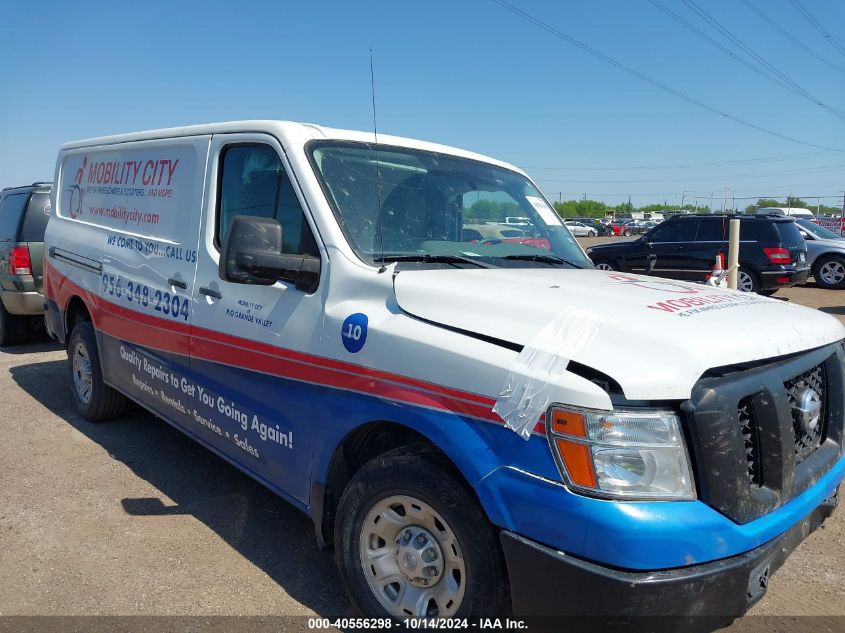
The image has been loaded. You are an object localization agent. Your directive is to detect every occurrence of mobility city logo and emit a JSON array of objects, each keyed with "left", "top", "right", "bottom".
[
  {"left": 66, "top": 157, "right": 87, "bottom": 219},
  {"left": 65, "top": 155, "right": 180, "bottom": 223},
  {"left": 602, "top": 272, "right": 766, "bottom": 315}
]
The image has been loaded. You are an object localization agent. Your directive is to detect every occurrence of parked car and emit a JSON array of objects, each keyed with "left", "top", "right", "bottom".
[
  {"left": 573, "top": 217, "right": 613, "bottom": 236},
  {"left": 587, "top": 213, "right": 809, "bottom": 294},
  {"left": 615, "top": 219, "right": 649, "bottom": 236},
  {"left": 0, "top": 181, "right": 51, "bottom": 345},
  {"left": 794, "top": 218, "right": 845, "bottom": 289},
  {"left": 43, "top": 121, "right": 845, "bottom": 626},
  {"left": 564, "top": 220, "right": 597, "bottom": 237},
  {"left": 463, "top": 223, "right": 551, "bottom": 250},
  {"left": 610, "top": 219, "right": 636, "bottom": 236}
]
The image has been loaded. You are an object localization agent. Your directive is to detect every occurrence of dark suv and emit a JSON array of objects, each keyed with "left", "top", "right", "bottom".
[
  {"left": 586, "top": 213, "right": 809, "bottom": 294},
  {"left": 0, "top": 182, "right": 52, "bottom": 345}
]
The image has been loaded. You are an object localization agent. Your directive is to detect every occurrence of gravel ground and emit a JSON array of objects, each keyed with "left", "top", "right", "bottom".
[{"left": 0, "top": 256, "right": 843, "bottom": 627}]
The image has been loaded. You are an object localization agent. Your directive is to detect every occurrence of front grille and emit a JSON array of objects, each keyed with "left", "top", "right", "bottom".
[
  {"left": 785, "top": 364, "right": 827, "bottom": 463},
  {"left": 684, "top": 343, "right": 844, "bottom": 524},
  {"left": 738, "top": 396, "right": 762, "bottom": 486}
]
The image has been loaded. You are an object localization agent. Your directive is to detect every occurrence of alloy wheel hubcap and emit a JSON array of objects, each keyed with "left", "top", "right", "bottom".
[
  {"left": 738, "top": 271, "right": 754, "bottom": 292},
  {"left": 595, "top": 263, "right": 614, "bottom": 271},
  {"left": 820, "top": 261, "right": 845, "bottom": 285},
  {"left": 72, "top": 342, "right": 93, "bottom": 404},
  {"left": 360, "top": 495, "right": 465, "bottom": 618}
]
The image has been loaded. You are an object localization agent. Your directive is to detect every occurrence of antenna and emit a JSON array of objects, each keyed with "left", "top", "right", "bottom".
[
  {"left": 371, "top": 49, "right": 387, "bottom": 273},
  {"left": 370, "top": 49, "right": 379, "bottom": 145}
]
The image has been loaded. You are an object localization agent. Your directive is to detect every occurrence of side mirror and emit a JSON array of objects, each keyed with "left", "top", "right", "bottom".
[{"left": 219, "top": 215, "right": 320, "bottom": 292}]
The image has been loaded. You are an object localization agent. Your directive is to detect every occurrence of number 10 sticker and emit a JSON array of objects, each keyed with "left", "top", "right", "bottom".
[{"left": 341, "top": 313, "right": 368, "bottom": 353}]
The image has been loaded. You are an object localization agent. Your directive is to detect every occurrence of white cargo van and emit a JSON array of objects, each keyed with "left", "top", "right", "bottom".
[
  {"left": 45, "top": 121, "right": 845, "bottom": 626},
  {"left": 756, "top": 206, "right": 816, "bottom": 219}
]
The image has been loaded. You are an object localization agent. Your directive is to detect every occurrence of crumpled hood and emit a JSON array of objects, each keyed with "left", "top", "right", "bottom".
[{"left": 393, "top": 268, "right": 845, "bottom": 400}]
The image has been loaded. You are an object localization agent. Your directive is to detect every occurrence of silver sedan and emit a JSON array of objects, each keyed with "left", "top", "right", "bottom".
[
  {"left": 564, "top": 220, "right": 597, "bottom": 237},
  {"left": 796, "top": 219, "right": 845, "bottom": 290}
]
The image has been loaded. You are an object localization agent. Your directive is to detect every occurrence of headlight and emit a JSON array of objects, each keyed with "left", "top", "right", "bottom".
[{"left": 547, "top": 406, "right": 695, "bottom": 500}]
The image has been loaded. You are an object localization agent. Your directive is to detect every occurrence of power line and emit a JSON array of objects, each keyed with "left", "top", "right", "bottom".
[
  {"left": 742, "top": 0, "right": 845, "bottom": 75},
  {"left": 678, "top": 0, "right": 845, "bottom": 122},
  {"left": 543, "top": 191, "right": 844, "bottom": 202},
  {"left": 790, "top": 0, "right": 845, "bottom": 59},
  {"left": 489, "top": 0, "right": 843, "bottom": 151},
  {"left": 648, "top": 0, "right": 845, "bottom": 120},
  {"left": 523, "top": 151, "right": 838, "bottom": 171},
  {"left": 533, "top": 164, "right": 845, "bottom": 185}
]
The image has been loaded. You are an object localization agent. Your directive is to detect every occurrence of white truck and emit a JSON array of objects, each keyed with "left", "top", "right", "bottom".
[{"left": 44, "top": 121, "right": 844, "bottom": 627}]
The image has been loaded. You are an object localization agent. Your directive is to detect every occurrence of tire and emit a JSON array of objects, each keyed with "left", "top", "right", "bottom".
[
  {"left": 587, "top": 230, "right": 597, "bottom": 237},
  {"left": 593, "top": 260, "right": 617, "bottom": 271},
  {"left": 67, "top": 321, "right": 128, "bottom": 421},
  {"left": 623, "top": 230, "right": 631, "bottom": 237},
  {"left": 736, "top": 267, "right": 761, "bottom": 293},
  {"left": 335, "top": 446, "right": 509, "bottom": 620},
  {"left": 813, "top": 255, "right": 845, "bottom": 290},
  {"left": 0, "top": 301, "right": 26, "bottom": 347}
]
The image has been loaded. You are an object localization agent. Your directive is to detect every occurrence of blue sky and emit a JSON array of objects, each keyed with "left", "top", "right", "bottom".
[{"left": 1, "top": 0, "right": 843, "bottom": 209}]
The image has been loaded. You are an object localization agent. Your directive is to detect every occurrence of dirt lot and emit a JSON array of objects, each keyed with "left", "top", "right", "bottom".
[{"left": 0, "top": 254, "right": 843, "bottom": 627}]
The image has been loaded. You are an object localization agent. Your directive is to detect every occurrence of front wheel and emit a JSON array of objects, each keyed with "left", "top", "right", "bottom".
[
  {"left": 335, "top": 446, "right": 509, "bottom": 620},
  {"left": 67, "top": 321, "right": 128, "bottom": 421},
  {"left": 587, "top": 230, "right": 597, "bottom": 237},
  {"left": 623, "top": 230, "right": 631, "bottom": 236},
  {"left": 814, "top": 255, "right": 845, "bottom": 290}
]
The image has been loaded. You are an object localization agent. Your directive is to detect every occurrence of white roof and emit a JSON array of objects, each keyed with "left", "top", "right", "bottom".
[{"left": 59, "top": 119, "right": 525, "bottom": 176}]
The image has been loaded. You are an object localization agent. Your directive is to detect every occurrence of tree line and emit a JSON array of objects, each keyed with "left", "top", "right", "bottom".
[
  {"left": 551, "top": 199, "right": 713, "bottom": 218},
  {"left": 463, "top": 196, "right": 842, "bottom": 223}
]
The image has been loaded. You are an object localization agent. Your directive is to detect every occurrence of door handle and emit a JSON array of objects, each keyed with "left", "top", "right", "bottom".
[
  {"left": 199, "top": 286, "right": 222, "bottom": 299},
  {"left": 168, "top": 278, "right": 188, "bottom": 289}
]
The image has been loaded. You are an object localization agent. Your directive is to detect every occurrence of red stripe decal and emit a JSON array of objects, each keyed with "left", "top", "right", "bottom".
[{"left": 43, "top": 262, "right": 537, "bottom": 431}]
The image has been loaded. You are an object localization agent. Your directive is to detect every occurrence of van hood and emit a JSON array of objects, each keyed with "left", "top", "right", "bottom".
[{"left": 392, "top": 268, "right": 845, "bottom": 400}]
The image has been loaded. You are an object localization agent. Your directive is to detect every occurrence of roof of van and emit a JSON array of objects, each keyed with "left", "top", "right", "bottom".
[{"left": 59, "top": 120, "right": 525, "bottom": 176}]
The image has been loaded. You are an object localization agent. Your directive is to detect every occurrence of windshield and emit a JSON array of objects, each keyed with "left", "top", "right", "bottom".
[
  {"left": 796, "top": 218, "right": 842, "bottom": 240},
  {"left": 309, "top": 142, "right": 592, "bottom": 268}
]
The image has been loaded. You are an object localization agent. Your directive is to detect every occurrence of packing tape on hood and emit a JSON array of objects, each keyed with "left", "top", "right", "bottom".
[{"left": 493, "top": 306, "right": 606, "bottom": 440}]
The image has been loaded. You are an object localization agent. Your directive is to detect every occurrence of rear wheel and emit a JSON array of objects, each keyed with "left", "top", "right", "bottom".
[
  {"left": 736, "top": 267, "right": 761, "bottom": 293},
  {"left": 67, "top": 321, "right": 128, "bottom": 421},
  {"left": 814, "top": 255, "right": 845, "bottom": 290},
  {"left": 335, "top": 446, "right": 509, "bottom": 620},
  {"left": 0, "top": 301, "right": 26, "bottom": 347},
  {"left": 623, "top": 230, "right": 631, "bottom": 236},
  {"left": 593, "top": 260, "right": 617, "bottom": 271},
  {"left": 587, "top": 229, "right": 597, "bottom": 237}
]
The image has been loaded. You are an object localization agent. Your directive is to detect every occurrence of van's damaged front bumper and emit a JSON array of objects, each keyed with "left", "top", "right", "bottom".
[{"left": 500, "top": 491, "right": 837, "bottom": 630}]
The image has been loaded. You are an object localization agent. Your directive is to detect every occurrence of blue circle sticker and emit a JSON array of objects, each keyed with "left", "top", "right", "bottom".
[{"left": 341, "top": 313, "right": 368, "bottom": 353}]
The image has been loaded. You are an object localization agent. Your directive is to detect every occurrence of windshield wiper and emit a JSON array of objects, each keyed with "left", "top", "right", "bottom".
[
  {"left": 374, "top": 254, "right": 496, "bottom": 268},
  {"left": 500, "top": 254, "right": 584, "bottom": 269}
]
